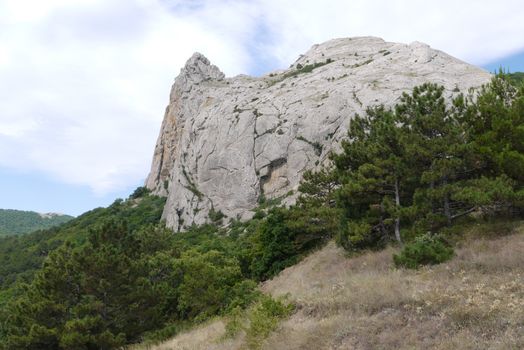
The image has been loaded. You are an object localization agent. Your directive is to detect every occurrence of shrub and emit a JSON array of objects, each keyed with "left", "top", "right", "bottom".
[
  {"left": 245, "top": 295, "right": 294, "bottom": 349},
  {"left": 208, "top": 208, "right": 225, "bottom": 224},
  {"left": 222, "top": 295, "right": 294, "bottom": 347},
  {"left": 226, "top": 279, "right": 260, "bottom": 311},
  {"left": 222, "top": 295, "right": 291, "bottom": 348},
  {"left": 141, "top": 323, "right": 182, "bottom": 345},
  {"left": 129, "top": 186, "right": 151, "bottom": 199},
  {"left": 174, "top": 250, "right": 250, "bottom": 320},
  {"left": 393, "top": 234, "right": 454, "bottom": 269},
  {"left": 223, "top": 306, "right": 244, "bottom": 339},
  {"left": 336, "top": 220, "right": 387, "bottom": 251},
  {"left": 249, "top": 208, "right": 297, "bottom": 280},
  {"left": 249, "top": 205, "right": 339, "bottom": 280}
]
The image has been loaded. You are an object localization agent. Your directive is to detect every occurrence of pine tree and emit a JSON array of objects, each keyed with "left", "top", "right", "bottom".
[
  {"left": 455, "top": 74, "right": 524, "bottom": 215},
  {"left": 333, "top": 106, "right": 411, "bottom": 248},
  {"left": 394, "top": 83, "right": 477, "bottom": 229},
  {"left": 298, "top": 169, "right": 339, "bottom": 208}
]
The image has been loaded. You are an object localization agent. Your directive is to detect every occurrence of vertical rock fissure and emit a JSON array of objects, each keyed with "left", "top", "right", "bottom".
[{"left": 259, "top": 158, "right": 288, "bottom": 199}]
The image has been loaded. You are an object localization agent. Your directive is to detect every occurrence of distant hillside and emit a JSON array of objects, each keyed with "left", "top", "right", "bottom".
[
  {"left": 0, "top": 192, "right": 166, "bottom": 291},
  {"left": 0, "top": 209, "right": 74, "bottom": 237},
  {"left": 508, "top": 72, "right": 524, "bottom": 85}
]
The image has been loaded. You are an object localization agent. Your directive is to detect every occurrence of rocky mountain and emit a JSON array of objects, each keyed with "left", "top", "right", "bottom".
[{"left": 145, "top": 36, "right": 491, "bottom": 231}]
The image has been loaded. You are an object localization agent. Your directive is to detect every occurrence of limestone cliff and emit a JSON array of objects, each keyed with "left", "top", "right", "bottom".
[{"left": 145, "top": 37, "right": 491, "bottom": 231}]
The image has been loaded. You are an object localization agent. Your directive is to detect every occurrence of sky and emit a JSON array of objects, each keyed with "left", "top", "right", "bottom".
[{"left": 1, "top": 0, "right": 523, "bottom": 216}]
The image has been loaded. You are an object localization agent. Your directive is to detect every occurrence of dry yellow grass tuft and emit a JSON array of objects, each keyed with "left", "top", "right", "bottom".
[
  {"left": 129, "top": 319, "right": 245, "bottom": 350},
  {"left": 134, "top": 222, "right": 524, "bottom": 349}
]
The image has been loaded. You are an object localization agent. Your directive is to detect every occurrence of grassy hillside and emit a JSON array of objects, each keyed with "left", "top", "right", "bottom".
[
  {"left": 138, "top": 220, "right": 524, "bottom": 350},
  {"left": 0, "top": 209, "right": 73, "bottom": 237}
]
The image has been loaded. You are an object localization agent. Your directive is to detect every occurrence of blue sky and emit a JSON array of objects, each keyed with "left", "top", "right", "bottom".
[
  {"left": 484, "top": 50, "right": 524, "bottom": 73},
  {"left": 1, "top": 0, "right": 524, "bottom": 216},
  {"left": 0, "top": 167, "right": 135, "bottom": 215}
]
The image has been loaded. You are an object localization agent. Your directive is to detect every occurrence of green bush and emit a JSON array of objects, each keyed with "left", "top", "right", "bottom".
[
  {"left": 336, "top": 219, "right": 389, "bottom": 251},
  {"left": 129, "top": 186, "right": 151, "bottom": 199},
  {"left": 222, "top": 295, "right": 294, "bottom": 347},
  {"left": 249, "top": 208, "right": 297, "bottom": 280},
  {"left": 249, "top": 205, "right": 338, "bottom": 281},
  {"left": 245, "top": 295, "right": 294, "bottom": 349},
  {"left": 174, "top": 250, "right": 250, "bottom": 320},
  {"left": 223, "top": 306, "right": 244, "bottom": 339},
  {"left": 393, "top": 234, "right": 454, "bottom": 269},
  {"left": 141, "top": 323, "right": 182, "bottom": 345},
  {"left": 208, "top": 208, "right": 225, "bottom": 224}
]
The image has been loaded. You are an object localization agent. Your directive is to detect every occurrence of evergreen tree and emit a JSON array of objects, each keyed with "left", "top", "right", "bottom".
[
  {"left": 455, "top": 75, "right": 524, "bottom": 215},
  {"left": 317, "top": 79, "right": 524, "bottom": 251},
  {"left": 332, "top": 106, "right": 410, "bottom": 248},
  {"left": 395, "top": 84, "right": 477, "bottom": 229},
  {"left": 249, "top": 205, "right": 338, "bottom": 280},
  {"left": 298, "top": 169, "right": 339, "bottom": 208},
  {"left": 174, "top": 249, "right": 248, "bottom": 320}
]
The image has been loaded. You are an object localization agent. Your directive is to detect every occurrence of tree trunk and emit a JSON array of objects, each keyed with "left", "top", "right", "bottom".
[
  {"left": 430, "top": 180, "right": 436, "bottom": 213},
  {"left": 379, "top": 202, "right": 387, "bottom": 239},
  {"left": 394, "top": 177, "right": 402, "bottom": 244},
  {"left": 443, "top": 177, "right": 452, "bottom": 226}
]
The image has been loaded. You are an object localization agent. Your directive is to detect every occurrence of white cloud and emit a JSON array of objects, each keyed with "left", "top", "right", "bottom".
[
  {"left": 0, "top": 0, "right": 523, "bottom": 196},
  {"left": 255, "top": 0, "right": 524, "bottom": 69},
  {"left": 0, "top": 0, "right": 257, "bottom": 195}
]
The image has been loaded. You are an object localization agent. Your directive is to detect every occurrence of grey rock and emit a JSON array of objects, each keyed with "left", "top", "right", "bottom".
[{"left": 145, "top": 37, "right": 491, "bottom": 231}]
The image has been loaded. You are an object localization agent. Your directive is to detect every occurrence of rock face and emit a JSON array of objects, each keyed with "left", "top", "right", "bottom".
[{"left": 145, "top": 37, "right": 491, "bottom": 231}]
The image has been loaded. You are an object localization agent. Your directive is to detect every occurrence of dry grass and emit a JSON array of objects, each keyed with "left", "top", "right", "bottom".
[
  {"left": 129, "top": 319, "right": 245, "bottom": 350},
  {"left": 135, "top": 221, "right": 524, "bottom": 349}
]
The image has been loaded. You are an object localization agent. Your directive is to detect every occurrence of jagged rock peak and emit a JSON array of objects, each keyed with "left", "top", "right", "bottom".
[
  {"left": 146, "top": 37, "right": 491, "bottom": 231},
  {"left": 179, "top": 52, "right": 225, "bottom": 84}
]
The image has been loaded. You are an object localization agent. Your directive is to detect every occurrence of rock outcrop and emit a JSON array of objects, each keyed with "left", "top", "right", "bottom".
[{"left": 145, "top": 37, "right": 491, "bottom": 231}]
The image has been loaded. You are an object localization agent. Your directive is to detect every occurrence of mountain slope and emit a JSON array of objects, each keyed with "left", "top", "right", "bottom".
[
  {"left": 0, "top": 209, "right": 73, "bottom": 237},
  {"left": 145, "top": 36, "right": 491, "bottom": 231},
  {"left": 137, "top": 221, "right": 524, "bottom": 349}
]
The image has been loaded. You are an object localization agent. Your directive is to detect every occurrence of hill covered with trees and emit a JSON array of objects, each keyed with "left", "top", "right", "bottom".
[
  {"left": 0, "top": 190, "right": 166, "bottom": 292},
  {"left": 0, "top": 209, "right": 73, "bottom": 237},
  {"left": 507, "top": 71, "right": 524, "bottom": 85}
]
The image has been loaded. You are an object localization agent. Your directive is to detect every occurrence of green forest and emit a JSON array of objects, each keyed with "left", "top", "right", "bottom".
[
  {"left": 0, "top": 73, "right": 522, "bottom": 349},
  {"left": 0, "top": 209, "right": 73, "bottom": 237}
]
